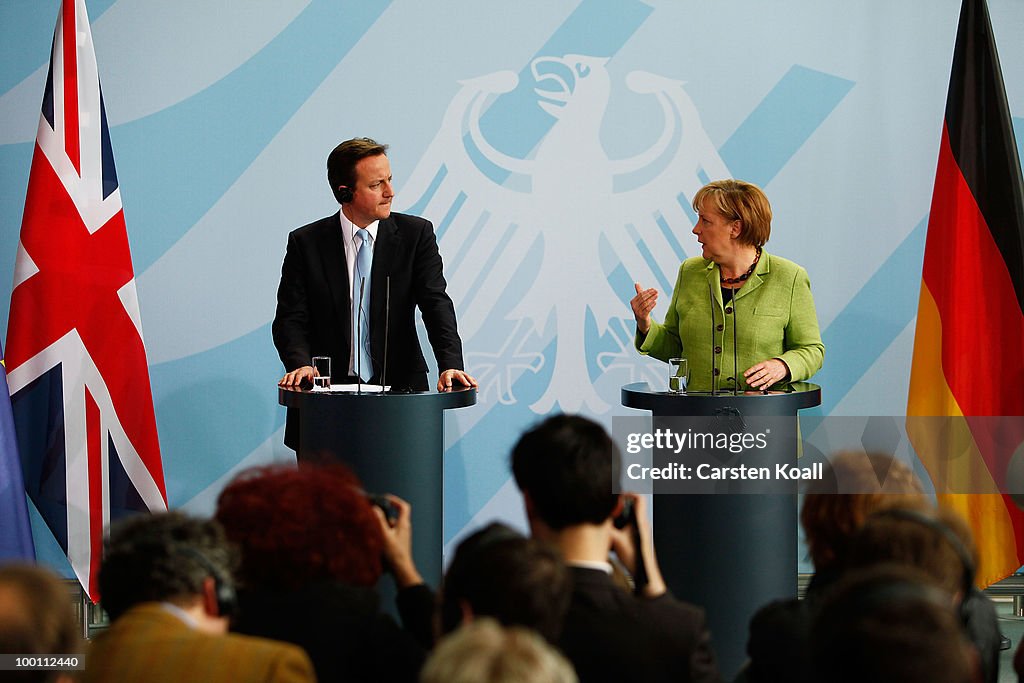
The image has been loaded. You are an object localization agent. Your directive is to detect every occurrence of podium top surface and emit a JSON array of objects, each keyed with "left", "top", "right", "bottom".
[
  {"left": 621, "top": 381, "right": 820, "bottom": 416},
  {"left": 279, "top": 385, "right": 477, "bottom": 410}
]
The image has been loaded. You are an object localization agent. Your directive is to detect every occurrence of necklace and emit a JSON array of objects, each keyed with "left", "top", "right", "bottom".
[{"left": 720, "top": 248, "right": 762, "bottom": 285}]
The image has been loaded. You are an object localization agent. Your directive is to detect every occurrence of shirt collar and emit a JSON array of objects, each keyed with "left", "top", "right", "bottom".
[
  {"left": 339, "top": 211, "right": 379, "bottom": 244},
  {"left": 159, "top": 601, "right": 199, "bottom": 629},
  {"left": 567, "top": 559, "right": 614, "bottom": 574}
]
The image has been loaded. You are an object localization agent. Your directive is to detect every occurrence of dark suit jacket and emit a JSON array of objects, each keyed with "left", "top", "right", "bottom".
[
  {"left": 272, "top": 211, "right": 465, "bottom": 447},
  {"left": 82, "top": 603, "right": 315, "bottom": 683},
  {"left": 559, "top": 567, "right": 722, "bottom": 683},
  {"left": 743, "top": 566, "right": 836, "bottom": 683},
  {"left": 232, "top": 582, "right": 426, "bottom": 683},
  {"left": 745, "top": 570, "right": 1002, "bottom": 683}
]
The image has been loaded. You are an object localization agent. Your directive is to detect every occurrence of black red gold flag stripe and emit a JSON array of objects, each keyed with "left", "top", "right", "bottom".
[{"left": 907, "top": 0, "right": 1024, "bottom": 587}]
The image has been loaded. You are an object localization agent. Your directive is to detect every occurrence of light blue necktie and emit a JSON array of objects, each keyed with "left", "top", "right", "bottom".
[{"left": 352, "top": 228, "right": 373, "bottom": 381}]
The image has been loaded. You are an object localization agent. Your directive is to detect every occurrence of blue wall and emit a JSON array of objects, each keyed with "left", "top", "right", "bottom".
[{"left": 2, "top": 0, "right": 1023, "bottom": 574}]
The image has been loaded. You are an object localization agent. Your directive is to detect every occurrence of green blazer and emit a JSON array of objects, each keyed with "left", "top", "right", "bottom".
[{"left": 637, "top": 252, "right": 824, "bottom": 392}]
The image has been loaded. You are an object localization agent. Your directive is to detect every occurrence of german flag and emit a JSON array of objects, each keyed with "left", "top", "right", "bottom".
[{"left": 907, "top": 0, "right": 1024, "bottom": 587}]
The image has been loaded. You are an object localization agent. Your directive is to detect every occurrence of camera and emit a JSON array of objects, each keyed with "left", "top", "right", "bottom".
[
  {"left": 367, "top": 493, "right": 399, "bottom": 525},
  {"left": 613, "top": 497, "right": 636, "bottom": 530}
]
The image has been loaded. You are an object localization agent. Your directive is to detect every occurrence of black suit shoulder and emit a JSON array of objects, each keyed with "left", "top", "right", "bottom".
[
  {"left": 744, "top": 597, "right": 812, "bottom": 683},
  {"left": 387, "top": 211, "right": 431, "bottom": 229},
  {"left": 561, "top": 567, "right": 722, "bottom": 683},
  {"left": 289, "top": 212, "right": 339, "bottom": 238}
]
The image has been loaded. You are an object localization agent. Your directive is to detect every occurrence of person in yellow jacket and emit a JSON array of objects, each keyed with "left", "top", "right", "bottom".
[{"left": 82, "top": 512, "right": 315, "bottom": 683}]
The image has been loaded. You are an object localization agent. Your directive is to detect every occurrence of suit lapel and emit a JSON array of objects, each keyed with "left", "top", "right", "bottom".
[
  {"left": 704, "top": 261, "right": 724, "bottom": 314},
  {"left": 371, "top": 217, "right": 400, "bottom": 327},
  {"left": 734, "top": 250, "right": 769, "bottom": 302},
  {"left": 315, "top": 212, "right": 351, "bottom": 344}
]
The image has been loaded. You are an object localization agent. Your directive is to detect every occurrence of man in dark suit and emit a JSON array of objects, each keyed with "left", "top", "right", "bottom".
[
  {"left": 511, "top": 414, "right": 723, "bottom": 683},
  {"left": 273, "top": 138, "right": 476, "bottom": 445}
]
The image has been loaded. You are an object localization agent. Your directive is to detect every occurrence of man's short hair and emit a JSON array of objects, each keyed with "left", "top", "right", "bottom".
[
  {"left": 326, "top": 137, "right": 389, "bottom": 203},
  {"left": 440, "top": 522, "right": 571, "bottom": 641},
  {"left": 422, "top": 619, "right": 578, "bottom": 683},
  {"left": 0, "top": 563, "right": 81, "bottom": 683},
  {"left": 810, "top": 565, "right": 977, "bottom": 683},
  {"left": 98, "top": 511, "right": 237, "bottom": 621},
  {"left": 511, "top": 414, "right": 619, "bottom": 530}
]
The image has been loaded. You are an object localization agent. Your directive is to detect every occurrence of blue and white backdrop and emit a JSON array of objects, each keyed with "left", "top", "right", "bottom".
[{"left": 2, "top": 0, "right": 1023, "bottom": 574}]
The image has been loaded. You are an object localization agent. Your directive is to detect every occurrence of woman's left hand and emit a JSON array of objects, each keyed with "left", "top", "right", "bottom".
[{"left": 743, "top": 358, "right": 789, "bottom": 391}]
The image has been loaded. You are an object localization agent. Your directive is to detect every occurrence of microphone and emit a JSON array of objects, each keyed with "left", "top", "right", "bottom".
[
  {"left": 381, "top": 276, "right": 390, "bottom": 395},
  {"left": 357, "top": 276, "right": 366, "bottom": 395},
  {"left": 731, "top": 294, "right": 739, "bottom": 396}
]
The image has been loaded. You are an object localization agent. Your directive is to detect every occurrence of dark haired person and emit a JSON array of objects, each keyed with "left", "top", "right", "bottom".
[
  {"left": 744, "top": 453, "right": 1000, "bottom": 683},
  {"left": 82, "top": 512, "right": 314, "bottom": 683},
  {"left": 845, "top": 506, "right": 1001, "bottom": 683},
  {"left": 810, "top": 565, "right": 980, "bottom": 683},
  {"left": 630, "top": 179, "right": 823, "bottom": 392},
  {"left": 215, "top": 462, "right": 427, "bottom": 682},
  {"left": 439, "top": 522, "right": 571, "bottom": 642},
  {"left": 273, "top": 137, "right": 476, "bottom": 446},
  {"left": 511, "top": 414, "right": 722, "bottom": 683},
  {"left": 743, "top": 452, "right": 926, "bottom": 683}
]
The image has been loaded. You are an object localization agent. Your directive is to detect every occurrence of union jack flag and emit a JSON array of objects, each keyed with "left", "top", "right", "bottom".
[{"left": 5, "top": 0, "right": 166, "bottom": 601}]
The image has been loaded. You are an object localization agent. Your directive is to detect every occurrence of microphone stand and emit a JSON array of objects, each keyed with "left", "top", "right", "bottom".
[
  {"left": 731, "top": 294, "right": 739, "bottom": 396},
  {"left": 708, "top": 282, "right": 717, "bottom": 395},
  {"left": 381, "top": 276, "right": 390, "bottom": 396},
  {"left": 357, "top": 277, "right": 365, "bottom": 396}
]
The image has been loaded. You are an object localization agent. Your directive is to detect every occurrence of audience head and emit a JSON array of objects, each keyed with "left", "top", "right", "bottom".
[
  {"left": 327, "top": 137, "right": 388, "bottom": 203},
  {"left": 98, "top": 511, "right": 237, "bottom": 625},
  {"left": 421, "top": 619, "right": 578, "bottom": 683},
  {"left": 440, "top": 522, "right": 571, "bottom": 641},
  {"left": 800, "top": 451, "right": 925, "bottom": 571},
  {"left": 511, "top": 414, "right": 619, "bottom": 531},
  {"left": 215, "top": 462, "right": 384, "bottom": 590},
  {"left": 846, "top": 506, "right": 977, "bottom": 602},
  {"left": 0, "top": 563, "right": 81, "bottom": 683},
  {"left": 810, "top": 565, "right": 979, "bottom": 683}
]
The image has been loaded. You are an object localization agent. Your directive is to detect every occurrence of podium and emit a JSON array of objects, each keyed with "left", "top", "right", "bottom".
[
  {"left": 278, "top": 386, "right": 476, "bottom": 586},
  {"left": 621, "top": 382, "right": 820, "bottom": 679}
]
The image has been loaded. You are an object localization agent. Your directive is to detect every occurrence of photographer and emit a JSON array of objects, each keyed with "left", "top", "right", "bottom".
[
  {"left": 214, "top": 462, "right": 426, "bottom": 682},
  {"left": 511, "top": 414, "right": 723, "bottom": 683}
]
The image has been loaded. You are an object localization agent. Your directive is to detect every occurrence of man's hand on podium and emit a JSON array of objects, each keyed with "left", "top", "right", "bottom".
[
  {"left": 279, "top": 365, "right": 314, "bottom": 388},
  {"left": 438, "top": 369, "right": 478, "bottom": 393}
]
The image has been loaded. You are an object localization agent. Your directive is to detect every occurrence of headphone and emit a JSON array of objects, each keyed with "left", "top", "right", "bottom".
[
  {"left": 179, "top": 546, "right": 238, "bottom": 618},
  {"left": 337, "top": 185, "right": 353, "bottom": 203}
]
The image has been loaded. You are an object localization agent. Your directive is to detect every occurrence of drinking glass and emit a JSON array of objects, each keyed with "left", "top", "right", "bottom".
[
  {"left": 311, "top": 356, "right": 331, "bottom": 391},
  {"left": 668, "top": 357, "right": 689, "bottom": 394}
]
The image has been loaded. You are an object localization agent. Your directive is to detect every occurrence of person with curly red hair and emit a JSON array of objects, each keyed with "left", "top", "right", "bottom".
[{"left": 215, "top": 462, "right": 426, "bottom": 682}]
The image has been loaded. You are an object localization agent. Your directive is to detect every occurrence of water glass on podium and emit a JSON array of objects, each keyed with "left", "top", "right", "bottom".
[
  {"left": 312, "top": 356, "right": 331, "bottom": 391},
  {"left": 668, "top": 357, "right": 689, "bottom": 394}
]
